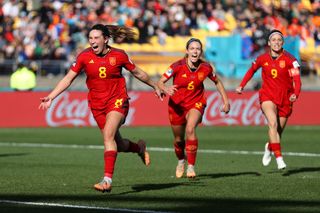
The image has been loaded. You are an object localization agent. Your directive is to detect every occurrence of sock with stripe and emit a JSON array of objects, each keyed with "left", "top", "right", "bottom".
[{"left": 186, "top": 139, "right": 198, "bottom": 165}]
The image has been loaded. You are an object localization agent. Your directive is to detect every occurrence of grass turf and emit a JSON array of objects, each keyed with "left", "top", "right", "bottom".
[{"left": 0, "top": 126, "right": 319, "bottom": 213}]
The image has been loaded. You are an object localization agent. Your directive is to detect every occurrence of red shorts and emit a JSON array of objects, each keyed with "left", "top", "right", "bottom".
[
  {"left": 91, "top": 98, "right": 129, "bottom": 129},
  {"left": 260, "top": 93, "right": 293, "bottom": 118},
  {"left": 168, "top": 99, "right": 206, "bottom": 125}
]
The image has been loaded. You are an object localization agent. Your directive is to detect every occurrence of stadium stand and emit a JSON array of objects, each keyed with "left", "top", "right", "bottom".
[{"left": 0, "top": 0, "right": 320, "bottom": 90}]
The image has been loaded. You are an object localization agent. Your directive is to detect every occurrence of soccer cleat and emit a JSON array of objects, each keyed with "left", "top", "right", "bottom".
[
  {"left": 94, "top": 179, "right": 112, "bottom": 193},
  {"left": 138, "top": 140, "right": 150, "bottom": 166},
  {"left": 276, "top": 157, "right": 286, "bottom": 170},
  {"left": 262, "top": 142, "right": 272, "bottom": 166},
  {"left": 186, "top": 165, "right": 196, "bottom": 178},
  {"left": 175, "top": 161, "right": 185, "bottom": 178}
]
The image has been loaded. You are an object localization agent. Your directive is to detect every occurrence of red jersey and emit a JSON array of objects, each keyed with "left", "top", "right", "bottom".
[
  {"left": 70, "top": 47, "right": 135, "bottom": 109},
  {"left": 163, "top": 58, "right": 217, "bottom": 109},
  {"left": 240, "top": 50, "right": 301, "bottom": 106}
]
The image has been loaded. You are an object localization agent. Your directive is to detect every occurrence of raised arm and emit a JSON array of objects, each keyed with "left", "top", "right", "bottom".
[
  {"left": 157, "top": 75, "right": 177, "bottom": 96},
  {"left": 130, "top": 65, "right": 163, "bottom": 100},
  {"left": 236, "top": 60, "right": 260, "bottom": 94},
  {"left": 38, "top": 70, "right": 78, "bottom": 109},
  {"left": 213, "top": 77, "right": 230, "bottom": 113}
]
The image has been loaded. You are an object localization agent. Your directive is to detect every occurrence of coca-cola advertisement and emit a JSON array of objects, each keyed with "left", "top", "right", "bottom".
[{"left": 0, "top": 91, "right": 319, "bottom": 127}]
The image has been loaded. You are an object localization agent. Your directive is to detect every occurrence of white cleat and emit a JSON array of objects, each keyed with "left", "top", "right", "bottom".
[
  {"left": 186, "top": 165, "right": 196, "bottom": 178},
  {"left": 276, "top": 157, "right": 286, "bottom": 170},
  {"left": 262, "top": 142, "right": 272, "bottom": 166},
  {"left": 175, "top": 160, "right": 185, "bottom": 178}
]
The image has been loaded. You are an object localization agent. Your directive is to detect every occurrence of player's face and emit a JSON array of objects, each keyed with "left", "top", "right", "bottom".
[
  {"left": 186, "top": 41, "right": 202, "bottom": 63},
  {"left": 88, "top": 29, "right": 109, "bottom": 55},
  {"left": 268, "top": 34, "right": 284, "bottom": 53}
]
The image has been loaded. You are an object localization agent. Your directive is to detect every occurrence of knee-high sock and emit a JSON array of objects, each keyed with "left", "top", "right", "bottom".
[
  {"left": 104, "top": 150, "right": 117, "bottom": 178},
  {"left": 186, "top": 139, "right": 198, "bottom": 165},
  {"left": 269, "top": 142, "right": 282, "bottom": 158},
  {"left": 174, "top": 141, "right": 185, "bottom": 160}
]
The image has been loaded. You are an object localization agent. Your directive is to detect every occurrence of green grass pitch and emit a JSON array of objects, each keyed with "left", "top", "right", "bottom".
[{"left": 0, "top": 126, "right": 319, "bottom": 213}]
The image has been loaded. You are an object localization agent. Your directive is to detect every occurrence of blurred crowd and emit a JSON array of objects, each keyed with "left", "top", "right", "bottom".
[{"left": 0, "top": 0, "right": 320, "bottom": 72}]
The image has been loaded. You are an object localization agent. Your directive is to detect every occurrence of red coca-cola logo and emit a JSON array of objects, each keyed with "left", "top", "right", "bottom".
[
  {"left": 203, "top": 92, "right": 267, "bottom": 125},
  {"left": 46, "top": 93, "right": 95, "bottom": 126}
]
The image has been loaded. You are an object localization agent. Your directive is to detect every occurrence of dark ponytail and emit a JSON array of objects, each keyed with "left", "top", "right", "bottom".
[
  {"left": 105, "top": 25, "right": 136, "bottom": 41},
  {"left": 89, "top": 24, "right": 136, "bottom": 43}
]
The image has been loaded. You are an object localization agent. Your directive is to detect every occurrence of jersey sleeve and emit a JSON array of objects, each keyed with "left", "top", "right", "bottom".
[
  {"left": 208, "top": 65, "right": 217, "bottom": 82},
  {"left": 289, "top": 59, "right": 302, "bottom": 97},
  {"left": 163, "top": 63, "right": 176, "bottom": 79},
  {"left": 239, "top": 57, "right": 261, "bottom": 88},
  {"left": 70, "top": 53, "right": 85, "bottom": 73},
  {"left": 122, "top": 51, "right": 136, "bottom": 71}
]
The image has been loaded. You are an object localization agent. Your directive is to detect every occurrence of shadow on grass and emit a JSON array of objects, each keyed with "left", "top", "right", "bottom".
[
  {"left": 0, "top": 153, "right": 29, "bottom": 158},
  {"left": 115, "top": 181, "right": 203, "bottom": 195},
  {"left": 0, "top": 194, "right": 320, "bottom": 213},
  {"left": 198, "top": 171, "right": 262, "bottom": 179},
  {"left": 282, "top": 167, "right": 320, "bottom": 176}
]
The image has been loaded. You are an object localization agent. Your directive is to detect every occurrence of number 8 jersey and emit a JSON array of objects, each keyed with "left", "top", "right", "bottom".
[{"left": 70, "top": 47, "right": 135, "bottom": 109}]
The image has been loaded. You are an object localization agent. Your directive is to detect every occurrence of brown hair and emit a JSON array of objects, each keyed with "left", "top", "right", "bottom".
[{"left": 89, "top": 24, "right": 136, "bottom": 43}]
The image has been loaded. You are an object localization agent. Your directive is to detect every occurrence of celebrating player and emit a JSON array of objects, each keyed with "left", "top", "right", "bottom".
[
  {"left": 236, "top": 29, "right": 302, "bottom": 170},
  {"left": 39, "top": 24, "right": 162, "bottom": 192},
  {"left": 157, "top": 38, "right": 230, "bottom": 178}
]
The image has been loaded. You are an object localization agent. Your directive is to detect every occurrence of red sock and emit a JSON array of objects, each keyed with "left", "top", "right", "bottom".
[
  {"left": 104, "top": 150, "right": 117, "bottom": 178},
  {"left": 270, "top": 142, "right": 282, "bottom": 158},
  {"left": 186, "top": 139, "right": 198, "bottom": 165},
  {"left": 127, "top": 141, "right": 140, "bottom": 153},
  {"left": 174, "top": 141, "right": 185, "bottom": 160}
]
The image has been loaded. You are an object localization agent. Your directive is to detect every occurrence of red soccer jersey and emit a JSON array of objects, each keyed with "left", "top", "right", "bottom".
[
  {"left": 163, "top": 58, "right": 217, "bottom": 109},
  {"left": 70, "top": 47, "right": 136, "bottom": 109},
  {"left": 240, "top": 50, "right": 301, "bottom": 106}
]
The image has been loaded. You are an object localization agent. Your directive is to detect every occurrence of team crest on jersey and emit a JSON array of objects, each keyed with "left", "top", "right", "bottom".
[
  {"left": 198, "top": 72, "right": 204, "bottom": 80},
  {"left": 279, "top": 60, "right": 285, "bottom": 68},
  {"left": 109, "top": 57, "right": 116, "bottom": 66}
]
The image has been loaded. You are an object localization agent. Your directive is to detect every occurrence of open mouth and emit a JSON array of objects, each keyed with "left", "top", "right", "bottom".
[{"left": 92, "top": 45, "right": 99, "bottom": 50}]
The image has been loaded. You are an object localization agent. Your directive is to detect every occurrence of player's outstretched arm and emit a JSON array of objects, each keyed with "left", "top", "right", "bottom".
[{"left": 39, "top": 70, "right": 78, "bottom": 110}]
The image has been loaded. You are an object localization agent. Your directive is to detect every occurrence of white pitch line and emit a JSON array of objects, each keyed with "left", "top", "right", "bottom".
[
  {"left": 0, "top": 200, "right": 172, "bottom": 213},
  {"left": 1, "top": 142, "right": 320, "bottom": 157}
]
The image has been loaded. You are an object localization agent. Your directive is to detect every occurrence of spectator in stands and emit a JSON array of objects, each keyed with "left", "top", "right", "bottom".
[
  {"left": 236, "top": 29, "right": 302, "bottom": 170},
  {"left": 0, "top": 0, "right": 319, "bottom": 77},
  {"left": 157, "top": 38, "right": 230, "bottom": 179},
  {"left": 10, "top": 62, "right": 36, "bottom": 91},
  {"left": 38, "top": 24, "right": 162, "bottom": 193}
]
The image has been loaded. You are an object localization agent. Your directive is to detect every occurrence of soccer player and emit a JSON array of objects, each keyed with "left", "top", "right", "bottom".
[
  {"left": 236, "top": 29, "right": 302, "bottom": 170},
  {"left": 157, "top": 38, "right": 230, "bottom": 178},
  {"left": 39, "top": 24, "right": 162, "bottom": 193}
]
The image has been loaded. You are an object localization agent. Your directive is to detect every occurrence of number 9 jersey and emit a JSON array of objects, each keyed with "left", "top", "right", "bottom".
[{"left": 239, "top": 50, "right": 301, "bottom": 106}]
